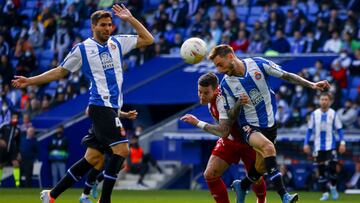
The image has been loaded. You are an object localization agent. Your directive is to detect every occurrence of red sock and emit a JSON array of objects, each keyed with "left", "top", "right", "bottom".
[
  {"left": 206, "top": 177, "right": 230, "bottom": 203},
  {"left": 252, "top": 177, "right": 267, "bottom": 203}
]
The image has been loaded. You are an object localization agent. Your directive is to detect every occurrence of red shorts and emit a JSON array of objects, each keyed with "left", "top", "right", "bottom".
[{"left": 211, "top": 137, "right": 256, "bottom": 172}]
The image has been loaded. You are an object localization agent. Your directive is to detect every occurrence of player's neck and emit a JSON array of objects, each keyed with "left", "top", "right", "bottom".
[
  {"left": 92, "top": 36, "right": 107, "bottom": 45},
  {"left": 233, "top": 58, "right": 246, "bottom": 77},
  {"left": 320, "top": 107, "right": 329, "bottom": 112}
]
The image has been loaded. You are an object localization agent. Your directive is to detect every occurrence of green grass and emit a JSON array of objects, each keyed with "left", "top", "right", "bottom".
[{"left": 0, "top": 189, "right": 359, "bottom": 203}]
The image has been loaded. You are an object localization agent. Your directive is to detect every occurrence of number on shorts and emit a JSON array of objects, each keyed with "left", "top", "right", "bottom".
[{"left": 115, "top": 117, "right": 122, "bottom": 128}]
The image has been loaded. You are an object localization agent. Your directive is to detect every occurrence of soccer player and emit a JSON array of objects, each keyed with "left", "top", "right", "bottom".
[
  {"left": 208, "top": 44, "right": 330, "bottom": 203},
  {"left": 80, "top": 109, "right": 138, "bottom": 203},
  {"left": 12, "top": 4, "right": 153, "bottom": 203},
  {"left": 303, "top": 92, "right": 345, "bottom": 201},
  {"left": 181, "top": 72, "right": 267, "bottom": 203}
]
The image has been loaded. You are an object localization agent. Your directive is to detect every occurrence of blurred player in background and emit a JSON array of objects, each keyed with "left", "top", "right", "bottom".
[
  {"left": 12, "top": 4, "right": 153, "bottom": 203},
  {"left": 303, "top": 92, "right": 345, "bottom": 201},
  {"left": 209, "top": 44, "right": 330, "bottom": 203},
  {"left": 181, "top": 72, "right": 266, "bottom": 203}
]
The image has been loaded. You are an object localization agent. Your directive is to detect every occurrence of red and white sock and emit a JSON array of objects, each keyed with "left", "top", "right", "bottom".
[
  {"left": 206, "top": 177, "right": 230, "bottom": 203},
  {"left": 252, "top": 177, "right": 267, "bottom": 203}
]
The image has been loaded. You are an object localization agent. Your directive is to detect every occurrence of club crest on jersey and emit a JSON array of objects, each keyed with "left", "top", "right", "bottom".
[
  {"left": 109, "top": 43, "right": 116, "bottom": 50},
  {"left": 254, "top": 71, "right": 262, "bottom": 80}
]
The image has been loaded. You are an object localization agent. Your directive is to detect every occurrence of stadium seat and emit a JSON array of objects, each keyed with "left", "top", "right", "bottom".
[
  {"left": 79, "top": 28, "right": 92, "bottom": 39},
  {"left": 235, "top": 6, "right": 249, "bottom": 16},
  {"left": 348, "top": 88, "right": 359, "bottom": 101},
  {"left": 25, "top": 0, "right": 37, "bottom": 9},
  {"left": 20, "top": 9, "right": 34, "bottom": 19},
  {"left": 40, "top": 49, "right": 55, "bottom": 60},
  {"left": 32, "top": 161, "right": 43, "bottom": 188},
  {"left": 250, "top": 6, "right": 263, "bottom": 15}
]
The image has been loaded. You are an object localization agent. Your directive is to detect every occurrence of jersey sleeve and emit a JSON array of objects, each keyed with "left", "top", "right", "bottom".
[
  {"left": 220, "top": 86, "right": 236, "bottom": 110},
  {"left": 256, "top": 57, "right": 285, "bottom": 78},
  {"left": 60, "top": 44, "right": 82, "bottom": 73},
  {"left": 334, "top": 112, "right": 343, "bottom": 130},
  {"left": 216, "top": 95, "right": 229, "bottom": 120},
  {"left": 113, "top": 34, "right": 138, "bottom": 55}
]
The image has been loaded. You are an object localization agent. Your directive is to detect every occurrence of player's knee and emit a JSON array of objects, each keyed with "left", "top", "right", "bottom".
[
  {"left": 261, "top": 142, "right": 276, "bottom": 156},
  {"left": 85, "top": 153, "right": 102, "bottom": 166},
  {"left": 203, "top": 168, "right": 220, "bottom": 180},
  {"left": 112, "top": 143, "right": 129, "bottom": 157}
]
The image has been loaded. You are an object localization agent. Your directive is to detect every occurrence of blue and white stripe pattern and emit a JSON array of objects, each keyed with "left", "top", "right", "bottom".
[
  {"left": 60, "top": 35, "right": 137, "bottom": 109},
  {"left": 305, "top": 108, "right": 344, "bottom": 152},
  {"left": 220, "top": 57, "right": 284, "bottom": 128}
]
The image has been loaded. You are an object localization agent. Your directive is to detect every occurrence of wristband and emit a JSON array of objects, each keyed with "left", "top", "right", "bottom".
[
  {"left": 197, "top": 121, "right": 207, "bottom": 129},
  {"left": 340, "top": 140, "right": 346, "bottom": 145}
]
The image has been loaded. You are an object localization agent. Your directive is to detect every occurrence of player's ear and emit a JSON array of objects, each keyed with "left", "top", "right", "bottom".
[{"left": 227, "top": 53, "right": 234, "bottom": 60}]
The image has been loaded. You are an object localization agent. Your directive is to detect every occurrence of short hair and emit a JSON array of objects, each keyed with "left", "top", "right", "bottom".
[
  {"left": 208, "top": 44, "right": 234, "bottom": 61},
  {"left": 91, "top": 10, "right": 112, "bottom": 25},
  {"left": 320, "top": 92, "right": 332, "bottom": 100},
  {"left": 198, "top": 72, "right": 219, "bottom": 89}
]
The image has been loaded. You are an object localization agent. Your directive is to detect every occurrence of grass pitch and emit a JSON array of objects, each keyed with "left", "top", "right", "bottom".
[{"left": 0, "top": 189, "right": 359, "bottom": 203}]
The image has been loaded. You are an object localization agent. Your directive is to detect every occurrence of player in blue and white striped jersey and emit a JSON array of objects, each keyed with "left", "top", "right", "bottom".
[
  {"left": 12, "top": 4, "right": 153, "bottom": 203},
  {"left": 303, "top": 92, "right": 345, "bottom": 201},
  {"left": 208, "top": 45, "right": 330, "bottom": 203}
]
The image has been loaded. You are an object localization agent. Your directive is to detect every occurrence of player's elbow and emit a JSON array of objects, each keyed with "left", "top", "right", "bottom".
[
  {"left": 220, "top": 126, "right": 230, "bottom": 138},
  {"left": 139, "top": 36, "right": 154, "bottom": 47}
]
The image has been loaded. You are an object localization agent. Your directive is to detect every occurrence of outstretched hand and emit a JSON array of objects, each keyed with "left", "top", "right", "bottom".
[
  {"left": 127, "top": 110, "right": 138, "bottom": 120},
  {"left": 313, "top": 80, "right": 330, "bottom": 91},
  {"left": 112, "top": 4, "right": 133, "bottom": 21},
  {"left": 12, "top": 76, "right": 30, "bottom": 88},
  {"left": 180, "top": 114, "right": 199, "bottom": 126}
]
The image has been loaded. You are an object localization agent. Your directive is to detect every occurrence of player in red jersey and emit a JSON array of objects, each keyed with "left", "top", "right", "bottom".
[{"left": 181, "top": 72, "right": 266, "bottom": 203}]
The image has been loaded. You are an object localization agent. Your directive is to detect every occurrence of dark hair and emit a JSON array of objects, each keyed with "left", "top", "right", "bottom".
[
  {"left": 91, "top": 10, "right": 112, "bottom": 25},
  {"left": 320, "top": 92, "right": 332, "bottom": 100},
  {"left": 208, "top": 44, "right": 234, "bottom": 61},
  {"left": 198, "top": 72, "right": 219, "bottom": 89}
]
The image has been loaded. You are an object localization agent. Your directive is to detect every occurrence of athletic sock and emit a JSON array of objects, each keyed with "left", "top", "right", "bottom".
[
  {"left": 318, "top": 164, "right": 328, "bottom": 192},
  {"left": 97, "top": 171, "right": 105, "bottom": 183},
  {"left": 50, "top": 158, "right": 93, "bottom": 199},
  {"left": 99, "top": 154, "right": 125, "bottom": 203},
  {"left": 240, "top": 176, "right": 253, "bottom": 190},
  {"left": 252, "top": 177, "right": 267, "bottom": 203},
  {"left": 264, "top": 156, "right": 287, "bottom": 199},
  {"left": 84, "top": 169, "right": 101, "bottom": 195},
  {"left": 13, "top": 167, "right": 20, "bottom": 187},
  {"left": 206, "top": 177, "right": 230, "bottom": 203}
]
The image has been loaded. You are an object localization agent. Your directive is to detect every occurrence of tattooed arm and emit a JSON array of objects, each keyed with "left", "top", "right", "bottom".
[
  {"left": 180, "top": 114, "right": 231, "bottom": 137},
  {"left": 227, "top": 93, "right": 248, "bottom": 122}
]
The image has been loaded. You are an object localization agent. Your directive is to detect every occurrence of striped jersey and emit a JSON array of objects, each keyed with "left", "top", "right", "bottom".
[
  {"left": 60, "top": 35, "right": 138, "bottom": 108},
  {"left": 208, "top": 91, "right": 242, "bottom": 142},
  {"left": 220, "top": 57, "right": 284, "bottom": 128},
  {"left": 304, "top": 108, "right": 344, "bottom": 152}
]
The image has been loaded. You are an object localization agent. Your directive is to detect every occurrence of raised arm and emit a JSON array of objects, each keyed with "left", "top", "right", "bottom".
[
  {"left": 12, "top": 66, "right": 69, "bottom": 88},
  {"left": 281, "top": 71, "right": 330, "bottom": 91},
  {"left": 112, "top": 4, "right": 154, "bottom": 48}
]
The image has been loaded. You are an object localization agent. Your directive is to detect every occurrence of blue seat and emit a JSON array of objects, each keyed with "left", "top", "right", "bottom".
[
  {"left": 20, "top": 9, "right": 34, "bottom": 18},
  {"left": 348, "top": 88, "right": 358, "bottom": 101},
  {"left": 351, "top": 76, "right": 360, "bottom": 87},
  {"left": 26, "top": 0, "right": 37, "bottom": 9},
  {"left": 250, "top": 6, "right": 263, "bottom": 15},
  {"left": 235, "top": 6, "right": 249, "bottom": 16},
  {"left": 40, "top": 49, "right": 55, "bottom": 60},
  {"left": 79, "top": 29, "right": 92, "bottom": 39}
]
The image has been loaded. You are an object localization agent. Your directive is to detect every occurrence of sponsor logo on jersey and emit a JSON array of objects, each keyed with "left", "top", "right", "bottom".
[{"left": 249, "top": 88, "right": 264, "bottom": 106}]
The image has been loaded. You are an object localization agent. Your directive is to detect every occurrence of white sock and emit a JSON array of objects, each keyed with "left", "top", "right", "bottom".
[{"left": 81, "top": 193, "right": 89, "bottom": 198}]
